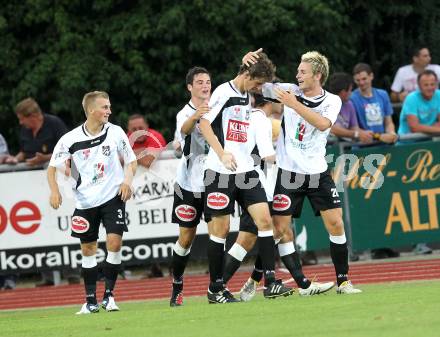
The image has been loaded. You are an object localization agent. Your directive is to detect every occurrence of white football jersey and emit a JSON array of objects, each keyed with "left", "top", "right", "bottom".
[
  {"left": 202, "top": 81, "right": 273, "bottom": 174},
  {"left": 263, "top": 83, "right": 341, "bottom": 174},
  {"left": 250, "top": 108, "right": 276, "bottom": 201},
  {"left": 175, "top": 101, "right": 209, "bottom": 192},
  {"left": 49, "top": 122, "right": 137, "bottom": 209}
]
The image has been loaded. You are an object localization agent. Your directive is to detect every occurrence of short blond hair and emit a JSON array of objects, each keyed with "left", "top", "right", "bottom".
[
  {"left": 82, "top": 91, "right": 109, "bottom": 116},
  {"left": 301, "top": 51, "right": 329, "bottom": 85}
]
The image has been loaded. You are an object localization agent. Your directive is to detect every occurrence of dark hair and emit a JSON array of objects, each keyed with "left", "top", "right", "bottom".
[
  {"left": 417, "top": 69, "right": 438, "bottom": 82},
  {"left": 253, "top": 93, "right": 270, "bottom": 108},
  {"left": 238, "top": 52, "right": 276, "bottom": 82},
  {"left": 412, "top": 46, "right": 429, "bottom": 58},
  {"left": 328, "top": 72, "right": 353, "bottom": 94},
  {"left": 15, "top": 98, "right": 42, "bottom": 116},
  {"left": 186, "top": 66, "right": 210, "bottom": 85},
  {"left": 353, "top": 63, "right": 373, "bottom": 75}
]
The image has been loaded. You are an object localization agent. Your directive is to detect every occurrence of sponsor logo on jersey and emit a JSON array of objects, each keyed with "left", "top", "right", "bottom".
[
  {"left": 175, "top": 204, "right": 197, "bottom": 222},
  {"left": 295, "top": 122, "right": 306, "bottom": 141},
  {"left": 92, "top": 163, "right": 105, "bottom": 183},
  {"left": 226, "top": 119, "right": 249, "bottom": 143},
  {"left": 102, "top": 145, "right": 110, "bottom": 156},
  {"left": 71, "top": 216, "right": 90, "bottom": 233},
  {"left": 207, "top": 192, "right": 230, "bottom": 210},
  {"left": 272, "top": 194, "right": 291, "bottom": 211}
]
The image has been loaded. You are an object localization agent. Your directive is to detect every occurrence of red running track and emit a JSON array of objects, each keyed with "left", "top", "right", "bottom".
[{"left": 1, "top": 258, "right": 439, "bottom": 311}]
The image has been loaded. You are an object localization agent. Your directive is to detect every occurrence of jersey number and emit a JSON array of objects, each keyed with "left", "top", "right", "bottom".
[
  {"left": 117, "top": 209, "right": 123, "bottom": 219},
  {"left": 331, "top": 188, "right": 339, "bottom": 198}
]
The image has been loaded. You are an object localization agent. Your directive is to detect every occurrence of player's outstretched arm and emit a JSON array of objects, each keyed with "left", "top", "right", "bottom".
[
  {"left": 47, "top": 165, "right": 62, "bottom": 209},
  {"left": 242, "top": 48, "right": 263, "bottom": 67},
  {"left": 181, "top": 102, "right": 210, "bottom": 135},
  {"left": 119, "top": 160, "right": 137, "bottom": 202}
]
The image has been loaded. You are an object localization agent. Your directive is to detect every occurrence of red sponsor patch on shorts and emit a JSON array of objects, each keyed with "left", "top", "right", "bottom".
[
  {"left": 71, "top": 216, "right": 90, "bottom": 233},
  {"left": 175, "top": 204, "right": 197, "bottom": 222},
  {"left": 272, "top": 194, "right": 291, "bottom": 211},
  {"left": 226, "top": 119, "right": 249, "bottom": 143},
  {"left": 207, "top": 192, "right": 230, "bottom": 210}
]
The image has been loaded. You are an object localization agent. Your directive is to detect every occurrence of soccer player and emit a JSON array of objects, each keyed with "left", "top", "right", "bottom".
[
  {"left": 221, "top": 93, "right": 279, "bottom": 298},
  {"left": 47, "top": 91, "right": 137, "bottom": 314},
  {"left": 267, "top": 51, "right": 361, "bottom": 294},
  {"left": 199, "top": 52, "right": 293, "bottom": 303},
  {"left": 169, "top": 66, "right": 212, "bottom": 306}
]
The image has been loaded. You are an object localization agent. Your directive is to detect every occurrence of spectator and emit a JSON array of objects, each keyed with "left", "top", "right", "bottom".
[
  {"left": 351, "top": 63, "right": 399, "bottom": 259},
  {"left": 328, "top": 72, "right": 373, "bottom": 143},
  {"left": 398, "top": 69, "right": 440, "bottom": 255},
  {"left": 351, "top": 63, "right": 398, "bottom": 144},
  {"left": 398, "top": 70, "right": 440, "bottom": 135},
  {"left": 391, "top": 47, "right": 440, "bottom": 103},
  {"left": 5, "top": 98, "right": 68, "bottom": 166},
  {"left": 126, "top": 114, "right": 166, "bottom": 168}
]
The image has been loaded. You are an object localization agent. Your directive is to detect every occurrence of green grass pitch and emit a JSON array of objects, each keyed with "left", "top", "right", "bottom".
[{"left": 1, "top": 281, "right": 439, "bottom": 337}]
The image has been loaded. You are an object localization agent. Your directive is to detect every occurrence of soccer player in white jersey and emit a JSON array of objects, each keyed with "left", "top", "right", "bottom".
[
  {"left": 221, "top": 93, "right": 278, "bottom": 291},
  {"left": 200, "top": 52, "right": 293, "bottom": 303},
  {"left": 265, "top": 51, "right": 361, "bottom": 294},
  {"left": 169, "top": 67, "right": 211, "bottom": 306},
  {"left": 47, "top": 91, "right": 137, "bottom": 314}
]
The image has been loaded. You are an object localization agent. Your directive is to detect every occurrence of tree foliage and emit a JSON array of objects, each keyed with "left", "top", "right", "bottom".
[{"left": 0, "top": 0, "right": 439, "bottom": 151}]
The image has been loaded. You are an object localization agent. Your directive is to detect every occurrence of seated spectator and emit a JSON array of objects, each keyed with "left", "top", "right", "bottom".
[
  {"left": 398, "top": 70, "right": 440, "bottom": 135},
  {"left": 5, "top": 98, "right": 68, "bottom": 166},
  {"left": 391, "top": 47, "right": 440, "bottom": 103},
  {"left": 351, "top": 64, "right": 399, "bottom": 259},
  {"left": 328, "top": 72, "right": 373, "bottom": 143},
  {"left": 398, "top": 69, "right": 440, "bottom": 255},
  {"left": 351, "top": 63, "right": 398, "bottom": 144},
  {"left": 127, "top": 114, "right": 166, "bottom": 168}
]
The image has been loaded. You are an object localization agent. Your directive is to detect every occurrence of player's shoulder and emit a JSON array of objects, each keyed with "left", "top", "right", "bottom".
[
  {"left": 324, "top": 90, "right": 342, "bottom": 106},
  {"left": 105, "top": 122, "right": 124, "bottom": 134},
  {"left": 177, "top": 101, "right": 196, "bottom": 117},
  {"left": 212, "top": 81, "right": 238, "bottom": 97}
]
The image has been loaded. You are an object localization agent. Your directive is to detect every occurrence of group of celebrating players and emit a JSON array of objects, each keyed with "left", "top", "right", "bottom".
[{"left": 47, "top": 48, "right": 361, "bottom": 315}]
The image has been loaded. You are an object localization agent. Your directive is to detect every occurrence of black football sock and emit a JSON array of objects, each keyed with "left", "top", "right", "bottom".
[
  {"left": 207, "top": 236, "right": 225, "bottom": 292},
  {"left": 82, "top": 266, "right": 98, "bottom": 305},
  {"left": 330, "top": 240, "right": 349, "bottom": 286}
]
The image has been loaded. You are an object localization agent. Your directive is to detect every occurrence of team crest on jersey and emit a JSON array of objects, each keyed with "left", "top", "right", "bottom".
[
  {"left": 71, "top": 216, "right": 90, "bottom": 233},
  {"left": 226, "top": 119, "right": 249, "bottom": 143},
  {"left": 207, "top": 192, "right": 230, "bottom": 210},
  {"left": 175, "top": 204, "right": 197, "bottom": 222},
  {"left": 82, "top": 149, "right": 91, "bottom": 160},
  {"left": 234, "top": 106, "right": 241, "bottom": 115},
  {"left": 272, "top": 194, "right": 291, "bottom": 211},
  {"left": 102, "top": 145, "right": 110, "bottom": 156}
]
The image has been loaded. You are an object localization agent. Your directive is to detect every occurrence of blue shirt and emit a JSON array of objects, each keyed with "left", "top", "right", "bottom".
[
  {"left": 350, "top": 88, "right": 393, "bottom": 133},
  {"left": 398, "top": 90, "right": 440, "bottom": 135}
]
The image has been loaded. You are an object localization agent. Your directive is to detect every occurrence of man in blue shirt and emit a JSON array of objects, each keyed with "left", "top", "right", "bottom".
[
  {"left": 350, "top": 63, "right": 398, "bottom": 144},
  {"left": 398, "top": 69, "right": 440, "bottom": 135}
]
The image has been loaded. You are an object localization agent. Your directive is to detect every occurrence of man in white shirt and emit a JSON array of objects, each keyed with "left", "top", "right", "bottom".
[
  {"left": 391, "top": 47, "right": 440, "bottom": 103},
  {"left": 270, "top": 51, "right": 361, "bottom": 294},
  {"left": 200, "top": 52, "right": 293, "bottom": 303},
  {"left": 169, "top": 66, "right": 211, "bottom": 306},
  {"left": 47, "top": 91, "right": 137, "bottom": 314}
]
